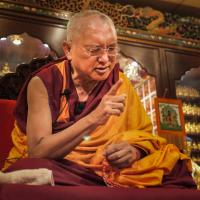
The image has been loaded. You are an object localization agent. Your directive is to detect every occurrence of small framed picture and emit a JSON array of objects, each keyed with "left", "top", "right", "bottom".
[{"left": 154, "top": 97, "right": 186, "bottom": 149}]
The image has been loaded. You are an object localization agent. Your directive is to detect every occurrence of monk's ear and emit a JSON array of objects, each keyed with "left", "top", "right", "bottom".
[{"left": 62, "top": 41, "right": 72, "bottom": 60}]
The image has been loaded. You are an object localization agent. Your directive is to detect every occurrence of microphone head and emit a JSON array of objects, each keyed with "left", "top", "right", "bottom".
[{"left": 61, "top": 89, "right": 71, "bottom": 100}]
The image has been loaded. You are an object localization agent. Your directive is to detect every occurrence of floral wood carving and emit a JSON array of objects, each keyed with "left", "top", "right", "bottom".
[{"left": 4, "top": 0, "right": 200, "bottom": 41}]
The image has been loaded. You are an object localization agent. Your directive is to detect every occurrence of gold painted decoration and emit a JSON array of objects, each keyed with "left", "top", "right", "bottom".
[
  {"left": 0, "top": 63, "right": 13, "bottom": 77},
  {"left": 3, "top": 0, "right": 199, "bottom": 41}
]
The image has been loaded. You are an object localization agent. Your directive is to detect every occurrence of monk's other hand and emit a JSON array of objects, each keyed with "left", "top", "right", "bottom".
[
  {"left": 104, "top": 141, "right": 141, "bottom": 169},
  {"left": 89, "top": 79, "right": 126, "bottom": 125}
]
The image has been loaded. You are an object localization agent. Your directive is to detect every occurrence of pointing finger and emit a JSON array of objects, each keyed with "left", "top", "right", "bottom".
[{"left": 107, "top": 79, "right": 123, "bottom": 95}]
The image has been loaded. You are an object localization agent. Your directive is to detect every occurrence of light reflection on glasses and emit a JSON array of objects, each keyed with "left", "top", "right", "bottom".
[{"left": 83, "top": 45, "right": 119, "bottom": 57}]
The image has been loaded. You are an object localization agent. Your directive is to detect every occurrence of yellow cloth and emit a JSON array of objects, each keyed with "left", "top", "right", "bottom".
[
  {"left": 3, "top": 72, "right": 192, "bottom": 188},
  {"left": 2, "top": 123, "right": 28, "bottom": 171}
]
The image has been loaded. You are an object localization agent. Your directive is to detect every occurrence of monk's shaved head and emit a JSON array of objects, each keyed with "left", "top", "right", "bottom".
[{"left": 66, "top": 10, "right": 116, "bottom": 43}]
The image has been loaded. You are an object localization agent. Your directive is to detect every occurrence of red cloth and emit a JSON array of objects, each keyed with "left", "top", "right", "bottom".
[
  {"left": 6, "top": 158, "right": 105, "bottom": 186},
  {"left": 1, "top": 184, "right": 200, "bottom": 200},
  {"left": 0, "top": 99, "right": 16, "bottom": 169},
  {"left": 2, "top": 159, "right": 200, "bottom": 199},
  {"left": 161, "top": 160, "right": 196, "bottom": 188},
  {"left": 5, "top": 158, "right": 196, "bottom": 188}
]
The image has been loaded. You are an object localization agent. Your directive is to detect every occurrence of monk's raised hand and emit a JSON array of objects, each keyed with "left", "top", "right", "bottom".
[
  {"left": 106, "top": 78, "right": 123, "bottom": 96},
  {"left": 89, "top": 79, "right": 126, "bottom": 126}
]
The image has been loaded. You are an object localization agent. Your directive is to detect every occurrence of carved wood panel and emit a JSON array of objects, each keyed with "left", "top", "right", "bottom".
[{"left": 164, "top": 50, "right": 200, "bottom": 97}]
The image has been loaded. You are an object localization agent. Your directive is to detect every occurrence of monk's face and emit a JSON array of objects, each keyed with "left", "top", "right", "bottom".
[{"left": 65, "top": 17, "right": 118, "bottom": 82}]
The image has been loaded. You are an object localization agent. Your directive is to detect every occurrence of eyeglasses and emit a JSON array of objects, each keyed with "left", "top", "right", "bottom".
[{"left": 84, "top": 45, "right": 119, "bottom": 57}]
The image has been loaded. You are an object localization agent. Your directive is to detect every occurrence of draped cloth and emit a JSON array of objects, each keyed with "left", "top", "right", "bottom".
[{"left": 3, "top": 59, "right": 196, "bottom": 188}]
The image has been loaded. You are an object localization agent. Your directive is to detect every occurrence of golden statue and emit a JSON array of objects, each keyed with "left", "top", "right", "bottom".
[{"left": 0, "top": 62, "right": 12, "bottom": 77}]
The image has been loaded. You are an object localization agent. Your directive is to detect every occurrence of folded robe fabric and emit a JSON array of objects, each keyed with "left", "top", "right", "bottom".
[{"left": 3, "top": 59, "right": 195, "bottom": 188}]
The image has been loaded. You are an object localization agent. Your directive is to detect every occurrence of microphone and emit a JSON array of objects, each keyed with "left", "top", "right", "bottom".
[
  {"left": 75, "top": 101, "right": 86, "bottom": 115},
  {"left": 61, "top": 89, "right": 71, "bottom": 100}
]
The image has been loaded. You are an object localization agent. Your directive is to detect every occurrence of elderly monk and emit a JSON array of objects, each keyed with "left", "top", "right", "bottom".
[{"left": 3, "top": 10, "right": 196, "bottom": 188}]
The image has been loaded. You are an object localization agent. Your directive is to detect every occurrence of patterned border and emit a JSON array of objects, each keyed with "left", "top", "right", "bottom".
[
  {"left": 117, "top": 28, "right": 200, "bottom": 50},
  {"left": 0, "top": 1, "right": 72, "bottom": 20},
  {"left": 1, "top": 1, "right": 200, "bottom": 50}
]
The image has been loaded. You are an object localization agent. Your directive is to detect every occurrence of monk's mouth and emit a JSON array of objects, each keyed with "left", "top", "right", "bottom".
[{"left": 95, "top": 67, "right": 109, "bottom": 74}]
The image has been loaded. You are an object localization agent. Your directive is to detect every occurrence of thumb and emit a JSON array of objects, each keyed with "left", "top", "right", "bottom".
[{"left": 107, "top": 79, "right": 123, "bottom": 95}]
